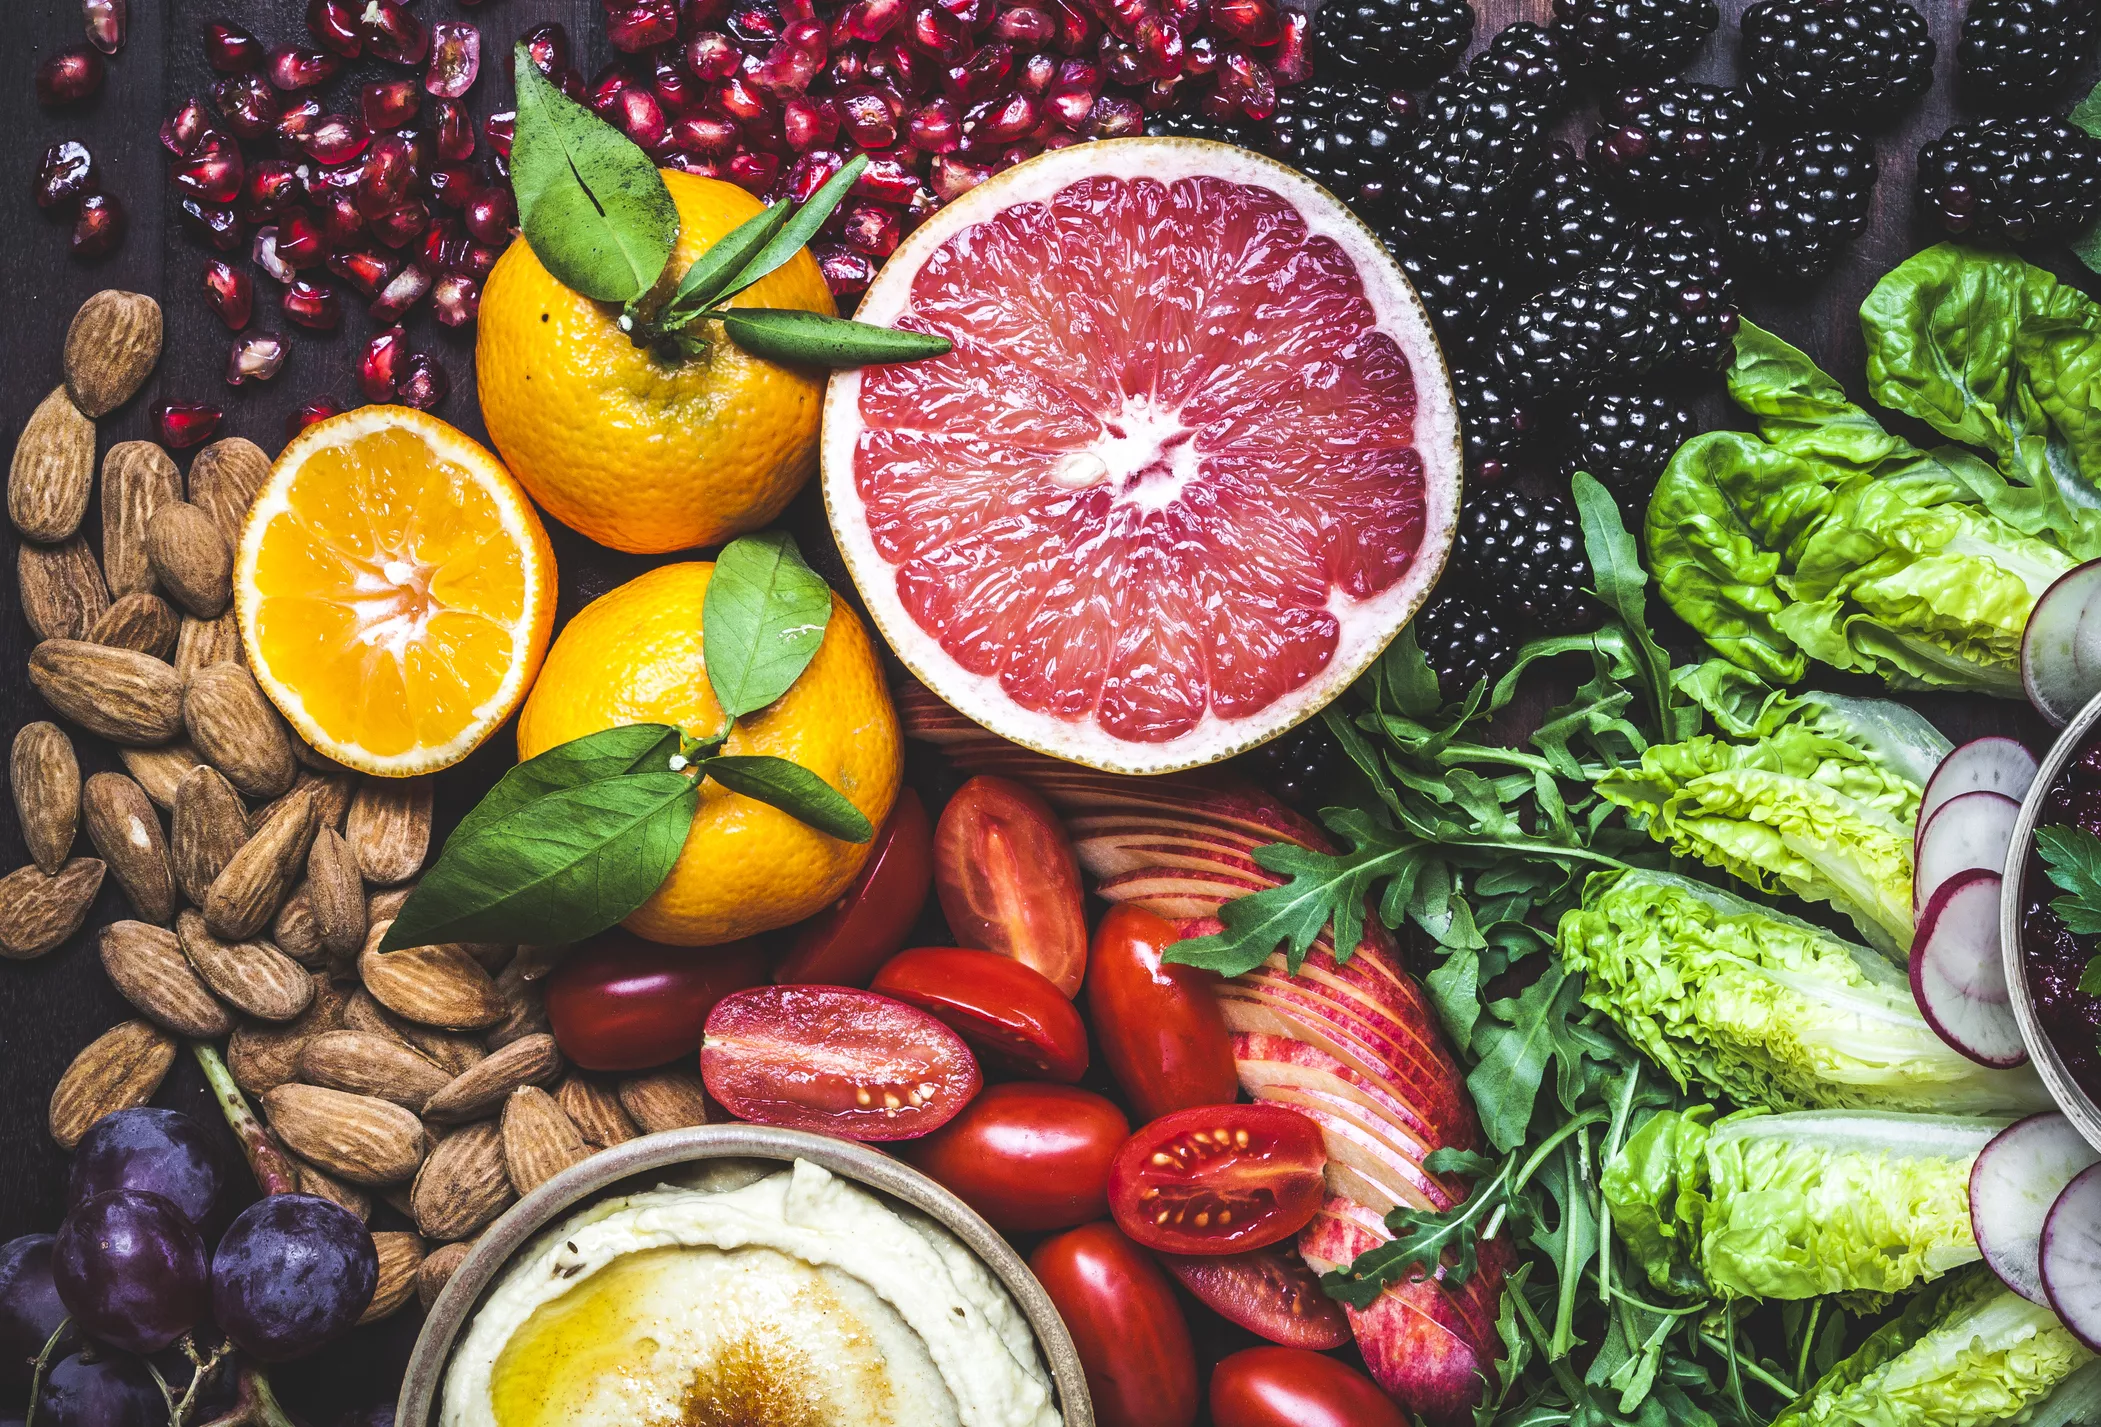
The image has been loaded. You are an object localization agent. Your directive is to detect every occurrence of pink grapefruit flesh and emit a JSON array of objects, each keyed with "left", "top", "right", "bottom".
[{"left": 825, "top": 138, "right": 1459, "bottom": 774}]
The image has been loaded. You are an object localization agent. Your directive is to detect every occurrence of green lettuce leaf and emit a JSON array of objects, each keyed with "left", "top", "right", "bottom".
[
  {"left": 1556, "top": 869, "right": 2053, "bottom": 1117},
  {"left": 1673, "top": 660, "right": 1951, "bottom": 787},
  {"left": 1729, "top": 321, "right": 1925, "bottom": 478},
  {"left": 1600, "top": 1104, "right": 1715, "bottom": 1297}
]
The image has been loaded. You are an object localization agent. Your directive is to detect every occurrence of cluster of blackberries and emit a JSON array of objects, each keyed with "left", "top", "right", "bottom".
[{"left": 1416, "top": 489, "right": 1606, "bottom": 702}]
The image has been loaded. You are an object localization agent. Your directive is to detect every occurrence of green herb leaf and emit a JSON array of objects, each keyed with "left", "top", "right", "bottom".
[
  {"left": 722, "top": 154, "right": 871, "bottom": 298},
  {"left": 2037, "top": 823, "right": 2101, "bottom": 934},
  {"left": 702, "top": 755, "right": 874, "bottom": 842},
  {"left": 510, "top": 47, "right": 677, "bottom": 303},
  {"left": 719, "top": 309, "right": 953, "bottom": 368},
  {"left": 448, "top": 724, "right": 686, "bottom": 850},
  {"left": 1571, "top": 471, "right": 1696, "bottom": 741},
  {"left": 379, "top": 773, "right": 700, "bottom": 949},
  {"left": 659, "top": 201, "right": 794, "bottom": 327},
  {"left": 1320, "top": 1154, "right": 1513, "bottom": 1308},
  {"left": 702, "top": 531, "right": 834, "bottom": 718}
]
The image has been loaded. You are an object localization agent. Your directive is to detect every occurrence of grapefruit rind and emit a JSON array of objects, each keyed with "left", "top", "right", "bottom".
[{"left": 822, "top": 138, "right": 1460, "bottom": 776}]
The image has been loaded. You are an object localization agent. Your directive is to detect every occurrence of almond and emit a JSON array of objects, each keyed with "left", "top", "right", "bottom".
[
  {"left": 89, "top": 592, "right": 180, "bottom": 660},
  {"left": 204, "top": 787, "right": 318, "bottom": 941},
  {"left": 347, "top": 778, "right": 432, "bottom": 886},
  {"left": 48, "top": 1020, "right": 177, "bottom": 1150},
  {"left": 18, "top": 536, "right": 110, "bottom": 643},
  {"left": 306, "top": 827, "right": 367, "bottom": 962},
  {"left": 0, "top": 858, "right": 104, "bottom": 960},
  {"left": 359, "top": 926, "right": 506, "bottom": 1031},
  {"left": 617, "top": 1069, "right": 712, "bottom": 1135},
  {"left": 484, "top": 959, "right": 551, "bottom": 1051},
  {"left": 120, "top": 742, "right": 205, "bottom": 811},
  {"left": 419, "top": 1240, "right": 473, "bottom": 1304},
  {"left": 501, "top": 1086, "right": 589, "bottom": 1196},
  {"left": 82, "top": 773, "right": 174, "bottom": 923},
  {"left": 9, "top": 386, "right": 94, "bottom": 542},
  {"left": 12, "top": 722, "right": 79, "bottom": 875},
  {"left": 99, "top": 919, "right": 232, "bottom": 1036},
  {"left": 290, "top": 733, "right": 345, "bottom": 773},
  {"left": 411, "top": 1120, "right": 515, "bottom": 1241},
  {"left": 228, "top": 974, "right": 348, "bottom": 1096},
  {"left": 368, "top": 884, "right": 415, "bottom": 925},
  {"left": 359, "top": 1232, "right": 425, "bottom": 1325},
  {"left": 171, "top": 764, "right": 250, "bottom": 907},
  {"left": 423, "top": 1035, "right": 563, "bottom": 1124},
  {"left": 184, "top": 663, "right": 295, "bottom": 800},
  {"left": 101, "top": 441, "right": 182, "bottom": 598},
  {"left": 144, "top": 502, "right": 232, "bottom": 620},
  {"left": 272, "top": 885, "right": 326, "bottom": 969},
  {"left": 176, "top": 909, "right": 312, "bottom": 1022},
  {"left": 63, "top": 290, "right": 161, "bottom": 418},
  {"left": 557, "top": 1076, "right": 638, "bottom": 1151},
  {"left": 295, "top": 1157, "right": 372, "bottom": 1223},
  {"left": 298, "top": 771, "right": 358, "bottom": 833},
  {"left": 300, "top": 1030, "right": 453, "bottom": 1110},
  {"left": 263, "top": 1084, "right": 427, "bottom": 1187},
  {"left": 342, "top": 990, "right": 488, "bottom": 1077},
  {"left": 173, "top": 611, "right": 242, "bottom": 679},
  {"left": 30, "top": 639, "right": 184, "bottom": 746},
  {"left": 186, "top": 439, "right": 272, "bottom": 545}
]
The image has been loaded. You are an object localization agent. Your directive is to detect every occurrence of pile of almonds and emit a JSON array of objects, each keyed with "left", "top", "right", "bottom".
[{"left": 14, "top": 290, "right": 710, "bottom": 1327}]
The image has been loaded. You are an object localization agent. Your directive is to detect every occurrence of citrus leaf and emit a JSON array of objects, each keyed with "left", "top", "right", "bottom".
[
  {"left": 447, "top": 724, "right": 686, "bottom": 850},
  {"left": 719, "top": 309, "right": 953, "bottom": 367},
  {"left": 720, "top": 154, "right": 871, "bottom": 299},
  {"left": 702, "top": 755, "right": 874, "bottom": 842},
  {"left": 701, "top": 531, "right": 833, "bottom": 718},
  {"left": 510, "top": 47, "right": 677, "bottom": 303},
  {"left": 660, "top": 201, "right": 794, "bottom": 326}
]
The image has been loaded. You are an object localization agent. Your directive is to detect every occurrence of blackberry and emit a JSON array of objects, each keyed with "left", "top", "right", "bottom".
[
  {"left": 1551, "top": 0, "right": 1720, "bottom": 83},
  {"left": 1959, "top": 0, "right": 2101, "bottom": 110},
  {"left": 1265, "top": 80, "right": 1420, "bottom": 216},
  {"left": 1238, "top": 721, "right": 1350, "bottom": 810},
  {"left": 1385, "top": 82, "right": 1548, "bottom": 252},
  {"left": 1319, "top": 0, "right": 1476, "bottom": 86},
  {"left": 1724, "top": 131, "right": 1877, "bottom": 280},
  {"left": 1466, "top": 22, "right": 1575, "bottom": 117},
  {"left": 1452, "top": 366, "right": 1540, "bottom": 483},
  {"left": 1413, "top": 593, "right": 1519, "bottom": 702},
  {"left": 1917, "top": 117, "right": 2101, "bottom": 243},
  {"left": 1454, "top": 490, "right": 1600, "bottom": 634},
  {"left": 1566, "top": 385, "right": 1697, "bottom": 491},
  {"left": 1591, "top": 83, "right": 1759, "bottom": 209},
  {"left": 1144, "top": 107, "right": 1253, "bottom": 143},
  {"left": 1394, "top": 247, "right": 1509, "bottom": 346},
  {"left": 1630, "top": 218, "right": 1738, "bottom": 370},
  {"left": 1739, "top": 0, "right": 1935, "bottom": 124},
  {"left": 1492, "top": 266, "right": 1672, "bottom": 400},
  {"left": 1504, "top": 144, "right": 1639, "bottom": 283}
]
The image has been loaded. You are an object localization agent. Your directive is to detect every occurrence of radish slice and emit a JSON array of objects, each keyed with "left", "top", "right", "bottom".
[
  {"left": 1914, "top": 790, "right": 2023, "bottom": 916},
  {"left": 1971, "top": 1113, "right": 2100, "bottom": 1305},
  {"left": 1918, "top": 739, "right": 2039, "bottom": 858},
  {"left": 2042, "top": 1160, "right": 2101, "bottom": 1351},
  {"left": 2022, "top": 560, "right": 2101, "bottom": 727},
  {"left": 1910, "top": 869, "right": 2027, "bottom": 1068}
]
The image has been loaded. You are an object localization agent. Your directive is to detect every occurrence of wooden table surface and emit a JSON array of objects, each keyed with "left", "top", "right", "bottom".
[{"left": 0, "top": 0, "right": 2087, "bottom": 1416}]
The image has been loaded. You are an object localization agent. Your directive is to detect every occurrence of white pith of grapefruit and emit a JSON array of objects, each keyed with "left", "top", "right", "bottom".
[{"left": 823, "top": 138, "right": 1460, "bottom": 775}]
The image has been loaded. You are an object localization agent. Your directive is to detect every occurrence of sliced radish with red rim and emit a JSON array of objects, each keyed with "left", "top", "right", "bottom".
[
  {"left": 2042, "top": 1159, "right": 2101, "bottom": 1351},
  {"left": 2022, "top": 560, "right": 2101, "bottom": 728},
  {"left": 1910, "top": 870, "right": 2027, "bottom": 1069},
  {"left": 1917, "top": 738, "right": 2038, "bottom": 858},
  {"left": 1971, "top": 1112, "right": 2100, "bottom": 1304},
  {"left": 1914, "top": 791, "right": 2022, "bottom": 918}
]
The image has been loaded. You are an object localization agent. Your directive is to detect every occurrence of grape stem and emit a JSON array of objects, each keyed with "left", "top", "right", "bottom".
[
  {"left": 147, "top": 1336, "right": 234, "bottom": 1427},
  {"left": 21, "top": 1316, "right": 69, "bottom": 1427},
  {"left": 195, "top": 1362, "right": 299, "bottom": 1427},
  {"left": 190, "top": 1042, "right": 300, "bottom": 1198}
]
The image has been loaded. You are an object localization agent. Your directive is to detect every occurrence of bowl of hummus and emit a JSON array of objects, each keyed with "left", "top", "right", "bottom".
[{"left": 398, "top": 1124, "right": 1089, "bottom": 1427}]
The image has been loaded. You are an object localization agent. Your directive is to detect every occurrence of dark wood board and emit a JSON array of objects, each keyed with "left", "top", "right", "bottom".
[{"left": 0, "top": 0, "right": 2090, "bottom": 1417}]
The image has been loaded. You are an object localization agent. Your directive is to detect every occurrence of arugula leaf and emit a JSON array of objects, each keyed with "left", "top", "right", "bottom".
[
  {"left": 702, "top": 531, "right": 834, "bottom": 719},
  {"left": 1322, "top": 1155, "right": 1514, "bottom": 1308},
  {"left": 2037, "top": 823, "right": 2101, "bottom": 934},
  {"left": 1470, "top": 963, "right": 1585, "bottom": 1151},
  {"left": 702, "top": 756, "right": 874, "bottom": 842},
  {"left": 719, "top": 309, "right": 954, "bottom": 367},
  {"left": 1165, "top": 829, "right": 1426, "bottom": 976},
  {"left": 446, "top": 723, "right": 686, "bottom": 849},
  {"left": 1571, "top": 472, "right": 1694, "bottom": 741}
]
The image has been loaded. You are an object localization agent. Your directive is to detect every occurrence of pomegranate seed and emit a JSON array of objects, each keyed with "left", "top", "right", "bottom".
[
  {"left": 275, "top": 96, "right": 324, "bottom": 149},
  {"left": 459, "top": 243, "right": 499, "bottom": 279},
  {"left": 269, "top": 46, "right": 339, "bottom": 92},
  {"left": 687, "top": 32, "right": 742, "bottom": 79},
  {"left": 153, "top": 402, "right": 223, "bottom": 450},
  {"left": 302, "top": 114, "right": 371, "bottom": 166},
  {"left": 1018, "top": 51, "right": 1058, "bottom": 94},
  {"left": 483, "top": 112, "right": 515, "bottom": 158},
  {"left": 522, "top": 23, "right": 571, "bottom": 76},
  {"left": 854, "top": 153, "right": 923, "bottom": 203},
  {"left": 426, "top": 23, "right": 480, "bottom": 98},
  {"left": 1181, "top": 30, "right": 1219, "bottom": 76},
  {"left": 210, "top": 73, "right": 280, "bottom": 138},
  {"left": 253, "top": 227, "right": 296, "bottom": 283},
  {"left": 1212, "top": 47, "right": 1274, "bottom": 121},
  {"left": 226, "top": 332, "right": 287, "bottom": 386},
  {"left": 653, "top": 56, "right": 702, "bottom": 113},
  {"left": 781, "top": 96, "right": 840, "bottom": 151},
  {"left": 1208, "top": 0, "right": 1276, "bottom": 44},
  {"left": 424, "top": 165, "right": 476, "bottom": 208},
  {"left": 288, "top": 399, "right": 344, "bottom": 439},
  {"left": 371, "top": 261, "right": 433, "bottom": 322},
  {"left": 463, "top": 188, "right": 514, "bottom": 244},
  {"left": 1045, "top": 86, "right": 1095, "bottom": 126},
  {"left": 326, "top": 245, "right": 398, "bottom": 297},
  {"left": 1047, "top": 0, "right": 1098, "bottom": 54},
  {"left": 319, "top": 191, "right": 367, "bottom": 244},
  {"left": 814, "top": 241, "right": 876, "bottom": 294},
  {"left": 36, "top": 47, "right": 105, "bottom": 106},
  {"left": 908, "top": 7, "right": 969, "bottom": 59},
  {"left": 179, "top": 198, "right": 247, "bottom": 252},
  {"left": 870, "top": 38, "right": 935, "bottom": 95},
  {"left": 368, "top": 200, "right": 432, "bottom": 249},
  {"left": 673, "top": 113, "right": 742, "bottom": 155},
  {"left": 944, "top": 42, "right": 1013, "bottom": 102},
  {"left": 424, "top": 99, "right": 473, "bottom": 163},
  {"left": 360, "top": 327, "right": 409, "bottom": 401},
  {"left": 907, "top": 97, "right": 962, "bottom": 151},
  {"left": 276, "top": 210, "right": 328, "bottom": 267},
  {"left": 840, "top": 201, "right": 901, "bottom": 256},
  {"left": 283, "top": 278, "right": 341, "bottom": 330},
  {"left": 838, "top": 87, "right": 900, "bottom": 147},
  {"left": 360, "top": 78, "right": 419, "bottom": 131},
  {"left": 84, "top": 0, "right": 125, "bottom": 54},
  {"left": 398, "top": 353, "right": 448, "bottom": 411},
  {"left": 161, "top": 98, "right": 214, "bottom": 157},
  {"left": 71, "top": 192, "right": 126, "bottom": 257},
  {"left": 393, "top": 125, "right": 433, "bottom": 172},
  {"left": 359, "top": 2, "right": 429, "bottom": 66},
  {"left": 683, "top": 0, "right": 731, "bottom": 26},
  {"left": 995, "top": 4, "right": 1056, "bottom": 44},
  {"left": 1085, "top": 93, "right": 1142, "bottom": 136},
  {"left": 34, "top": 141, "right": 96, "bottom": 209},
  {"left": 202, "top": 259, "right": 254, "bottom": 329},
  {"left": 355, "top": 133, "right": 414, "bottom": 218},
  {"left": 608, "top": 0, "right": 680, "bottom": 52},
  {"left": 727, "top": 150, "right": 781, "bottom": 193},
  {"left": 757, "top": 20, "right": 831, "bottom": 95},
  {"left": 1268, "top": 8, "right": 1310, "bottom": 84},
  {"left": 239, "top": 160, "right": 302, "bottom": 221},
  {"left": 204, "top": 21, "right": 262, "bottom": 72},
  {"left": 615, "top": 87, "right": 670, "bottom": 149},
  {"left": 305, "top": 0, "right": 362, "bottom": 57},
  {"left": 729, "top": 1, "right": 785, "bottom": 46},
  {"left": 845, "top": 0, "right": 905, "bottom": 40},
  {"left": 431, "top": 272, "right": 481, "bottom": 327},
  {"left": 421, "top": 218, "right": 468, "bottom": 272},
  {"left": 662, "top": 152, "right": 724, "bottom": 177},
  {"left": 784, "top": 150, "right": 844, "bottom": 201}
]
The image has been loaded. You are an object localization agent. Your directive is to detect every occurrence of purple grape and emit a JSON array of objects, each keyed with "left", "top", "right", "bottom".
[
  {"left": 0, "top": 1236, "right": 73, "bottom": 1387},
  {"left": 67, "top": 1108, "right": 225, "bottom": 1234},
  {"left": 52, "top": 1190, "right": 209, "bottom": 1355},
  {"left": 211, "top": 1194, "right": 376, "bottom": 1361},
  {"left": 33, "top": 1351, "right": 162, "bottom": 1427}
]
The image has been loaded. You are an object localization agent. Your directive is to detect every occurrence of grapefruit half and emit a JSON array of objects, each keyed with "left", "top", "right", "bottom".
[{"left": 823, "top": 138, "right": 1459, "bottom": 774}]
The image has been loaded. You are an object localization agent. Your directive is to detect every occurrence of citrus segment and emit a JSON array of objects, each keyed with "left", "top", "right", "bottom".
[
  {"left": 235, "top": 406, "right": 557, "bottom": 777},
  {"left": 824, "top": 139, "right": 1459, "bottom": 774}
]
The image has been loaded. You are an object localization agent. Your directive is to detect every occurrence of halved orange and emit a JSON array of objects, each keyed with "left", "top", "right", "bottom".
[{"left": 234, "top": 406, "right": 558, "bottom": 776}]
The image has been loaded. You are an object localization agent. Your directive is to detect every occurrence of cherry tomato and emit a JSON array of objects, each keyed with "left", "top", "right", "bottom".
[
  {"left": 1157, "top": 1248, "right": 1351, "bottom": 1350},
  {"left": 1107, "top": 1104, "right": 1327, "bottom": 1254},
  {"left": 700, "top": 985, "right": 981, "bottom": 1141},
  {"left": 1210, "top": 1346, "right": 1406, "bottom": 1427},
  {"left": 775, "top": 789, "right": 933, "bottom": 987},
  {"left": 904, "top": 1083, "right": 1127, "bottom": 1231},
  {"left": 1031, "top": 1222, "right": 1198, "bottom": 1427},
  {"left": 870, "top": 947, "right": 1089, "bottom": 1082},
  {"left": 544, "top": 931, "right": 771, "bottom": 1072},
  {"left": 932, "top": 776, "right": 1087, "bottom": 996},
  {"left": 1085, "top": 905, "right": 1239, "bottom": 1121}
]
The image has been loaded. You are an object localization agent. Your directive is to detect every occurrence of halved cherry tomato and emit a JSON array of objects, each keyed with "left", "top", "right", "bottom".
[
  {"left": 903, "top": 1083, "right": 1127, "bottom": 1231},
  {"left": 544, "top": 931, "right": 771, "bottom": 1072},
  {"left": 1108, "top": 1104, "right": 1327, "bottom": 1254},
  {"left": 1031, "top": 1222, "right": 1198, "bottom": 1427},
  {"left": 870, "top": 947, "right": 1089, "bottom": 1082},
  {"left": 932, "top": 776, "right": 1087, "bottom": 996},
  {"left": 1209, "top": 1347, "right": 1407, "bottom": 1427},
  {"left": 1157, "top": 1248, "right": 1351, "bottom": 1350},
  {"left": 775, "top": 789, "right": 933, "bottom": 987},
  {"left": 1085, "top": 905, "right": 1238, "bottom": 1120},
  {"left": 700, "top": 985, "right": 981, "bottom": 1141}
]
